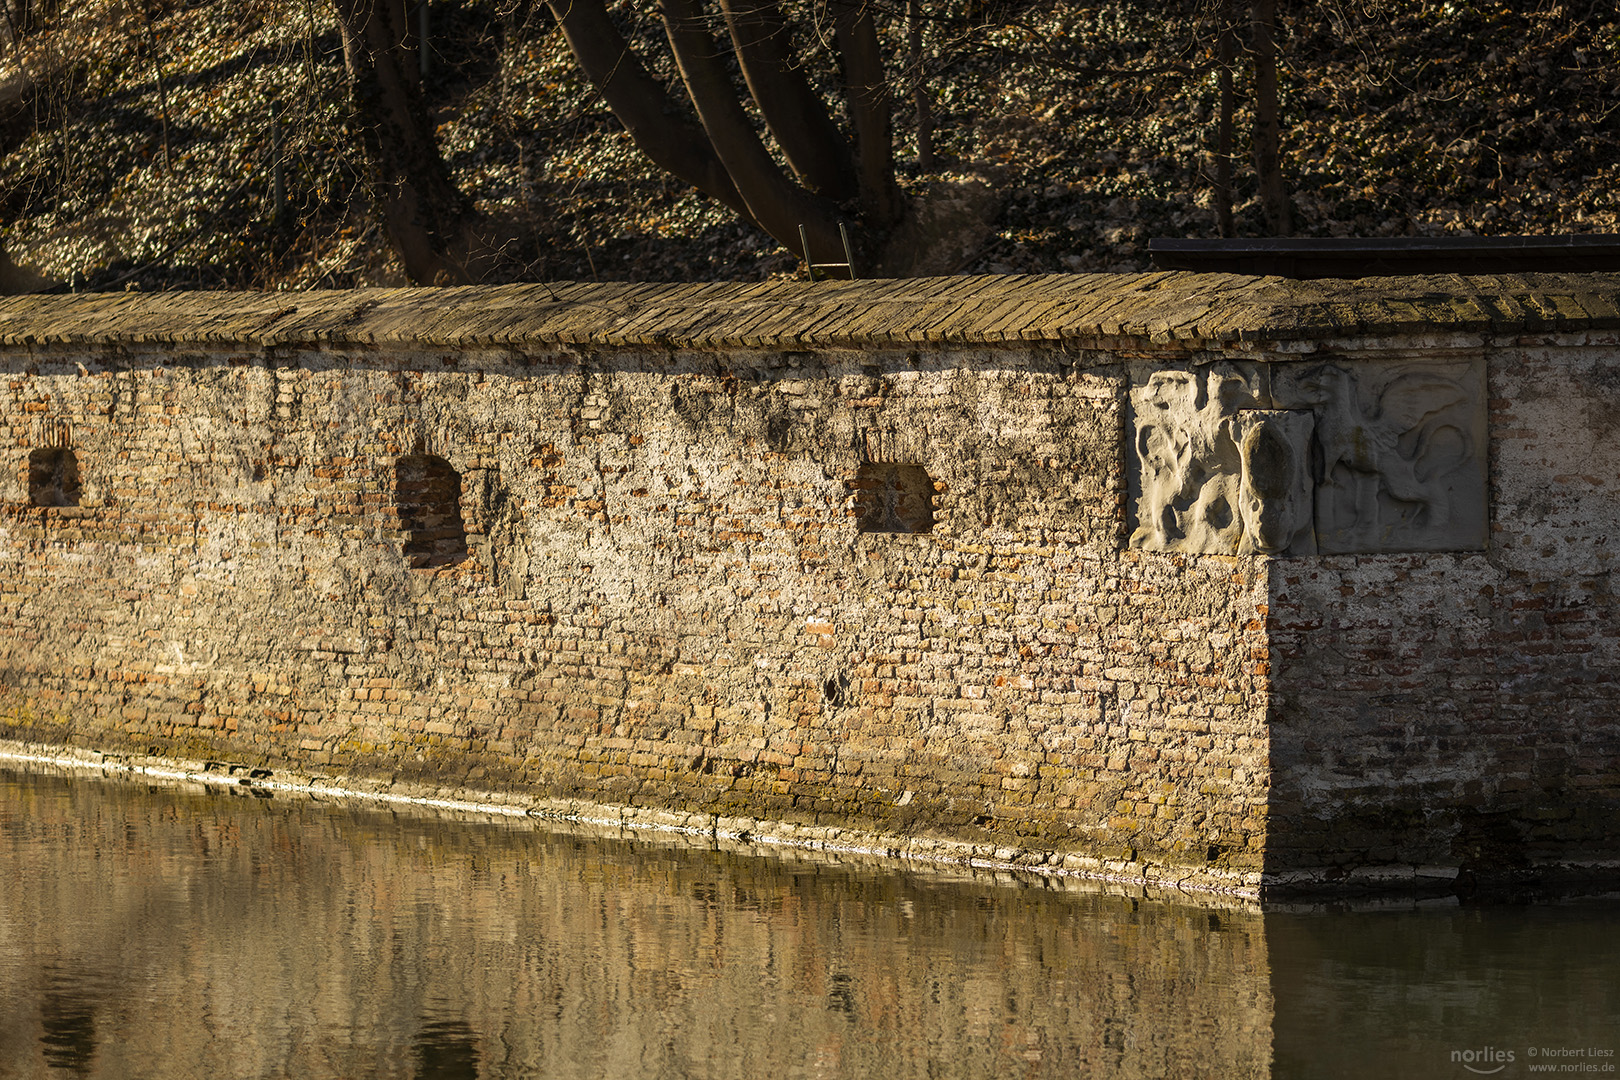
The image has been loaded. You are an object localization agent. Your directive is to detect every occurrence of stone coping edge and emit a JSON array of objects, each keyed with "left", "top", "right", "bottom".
[{"left": 3, "top": 272, "right": 1620, "bottom": 350}]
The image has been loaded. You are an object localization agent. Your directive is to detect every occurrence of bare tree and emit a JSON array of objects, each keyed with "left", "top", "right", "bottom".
[
  {"left": 907, "top": 0, "right": 935, "bottom": 172},
  {"left": 548, "top": 0, "right": 906, "bottom": 273},
  {"left": 334, "top": 0, "right": 992, "bottom": 280},
  {"left": 1203, "top": 0, "right": 1289, "bottom": 237},
  {"left": 1250, "top": 0, "right": 1289, "bottom": 235},
  {"left": 1212, "top": 0, "right": 1237, "bottom": 237},
  {"left": 4, "top": 0, "right": 58, "bottom": 40},
  {"left": 331, "top": 0, "right": 505, "bottom": 283}
]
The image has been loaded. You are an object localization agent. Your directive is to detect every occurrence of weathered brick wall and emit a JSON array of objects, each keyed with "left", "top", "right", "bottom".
[
  {"left": 0, "top": 336, "right": 1272, "bottom": 891},
  {"left": 1267, "top": 335, "right": 1620, "bottom": 887},
  {"left": 1, "top": 273, "right": 1617, "bottom": 894}
]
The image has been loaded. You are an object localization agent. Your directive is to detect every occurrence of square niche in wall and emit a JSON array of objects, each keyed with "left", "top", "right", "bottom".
[
  {"left": 28, "top": 447, "right": 80, "bottom": 508},
  {"left": 396, "top": 454, "right": 469, "bottom": 568},
  {"left": 854, "top": 462, "right": 935, "bottom": 534}
]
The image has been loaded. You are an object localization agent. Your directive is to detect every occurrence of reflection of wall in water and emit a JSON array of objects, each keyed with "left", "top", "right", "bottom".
[
  {"left": 1266, "top": 905, "right": 1620, "bottom": 1078},
  {"left": 0, "top": 772, "right": 1274, "bottom": 1079}
]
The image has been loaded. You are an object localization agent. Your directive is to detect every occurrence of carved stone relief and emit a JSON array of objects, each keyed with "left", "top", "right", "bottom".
[{"left": 1127, "top": 358, "right": 1486, "bottom": 555}]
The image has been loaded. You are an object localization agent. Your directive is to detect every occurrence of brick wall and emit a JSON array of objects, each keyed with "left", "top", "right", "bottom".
[
  {"left": 1267, "top": 336, "right": 1620, "bottom": 888},
  {"left": 0, "top": 275, "right": 1616, "bottom": 895},
  {"left": 0, "top": 339, "right": 1272, "bottom": 892}
]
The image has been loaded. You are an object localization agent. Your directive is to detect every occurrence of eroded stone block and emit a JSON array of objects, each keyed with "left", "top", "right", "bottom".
[
  {"left": 1232, "top": 409, "right": 1316, "bottom": 555},
  {"left": 1128, "top": 358, "right": 1486, "bottom": 555}
]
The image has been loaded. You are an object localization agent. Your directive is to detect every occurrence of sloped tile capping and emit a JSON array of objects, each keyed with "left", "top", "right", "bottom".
[{"left": 0, "top": 273, "right": 1617, "bottom": 897}]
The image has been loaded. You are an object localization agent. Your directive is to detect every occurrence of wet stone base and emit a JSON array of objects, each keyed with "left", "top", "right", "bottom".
[
  {"left": 0, "top": 739, "right": 1266, "bottom": 899},
  {"left": 12, "top": 739, "right": 1614, "bottom": 901}
]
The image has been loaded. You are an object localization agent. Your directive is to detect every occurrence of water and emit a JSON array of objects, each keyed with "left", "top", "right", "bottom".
[{"left": 0, "top": 768, "right": 1615, "bottom": 1079}]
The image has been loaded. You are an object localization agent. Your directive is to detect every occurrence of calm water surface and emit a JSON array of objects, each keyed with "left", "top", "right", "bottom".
[{"left": 0, "top": 767, "right": 1615, "bottom": 1079}]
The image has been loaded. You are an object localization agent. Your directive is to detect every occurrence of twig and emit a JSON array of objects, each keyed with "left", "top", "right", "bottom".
[{"left": 123, "top": 0, "right": 173, "bottom": 170}]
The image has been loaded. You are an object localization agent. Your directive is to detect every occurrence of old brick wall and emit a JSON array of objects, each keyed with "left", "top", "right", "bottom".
[
  {"left": 0, "top": 336, "right": 1272, "bottom": 889},
  {"left": 2, "top": 273, "right": 1618, "bottom": 894},
  {"left": 1266, "top": 334, "right": 1620, "bottom": 886}
]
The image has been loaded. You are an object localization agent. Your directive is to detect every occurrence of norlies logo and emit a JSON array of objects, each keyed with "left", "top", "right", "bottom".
[{"left": 1454, "top": 1047, "right": 1517, "bottom": 1074}]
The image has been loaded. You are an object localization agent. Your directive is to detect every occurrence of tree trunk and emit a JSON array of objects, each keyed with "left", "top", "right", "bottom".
[
  {"left": 660, "top": 0, "right": 844, "bottom": 258},
  {"left": 0, "top": 239, "right": 50, "bottom": 293},
  {"left": 832, "top": 0, "right": 901, "bottom": 229},
  {"left": 1251, "top": 0, "right": 1290, "bottom": 236},
  {"left": 908, "top": 0, "right": 934, "bottom": 172},
  {"left": 1213, "top": 0, "right": 1236, "bottom": 237},
  {"left": 546, "top": 0, "right": 752, "bottom": 221},
  {"left": 388, "top": 0, "right": 422, "bottom": 89},
  {"left": 720, "top": 0, "right": 857, "bottom": 201},
  {"left": 333, "top": 0, "right": 482, "bottom": 284},
  {"left": 549, "top": 0, "right": 915, "bottom": 274},
  {"left": 125, "top": 0, "right": 174, "bottom": 172}
]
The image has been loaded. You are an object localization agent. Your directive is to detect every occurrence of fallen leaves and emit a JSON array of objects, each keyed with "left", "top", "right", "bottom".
[{"left": 0, "top": 0, "right": 1614, "bottom": 288}]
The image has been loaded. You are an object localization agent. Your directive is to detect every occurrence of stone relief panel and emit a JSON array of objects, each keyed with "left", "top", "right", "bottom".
[
  {"left": 1127, "top": 358, "right": 1486, "bottom": 555},
  {"left": 1231, "top": 409, "right": 1317, "bottom": 555}
]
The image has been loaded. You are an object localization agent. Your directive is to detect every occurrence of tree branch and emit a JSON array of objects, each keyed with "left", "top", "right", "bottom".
[
  {"left": 720, "top": 0, "right": 857, "bottom": 201},
  {"left": 547, "top": 0, "right": 753, "bottom": 221},
  {"left": 1214, "top": 0, "right": 1236, "bottom": 237},
  {"left": 333, "top": 0, "right": 482, "bottom": 283},
  {"left": 1252, "top": 0, "right": 1290, "bottom": 236},
  {"left": 660, "top": 0, "right": 842, "bottom": 255},
  {"left": 832, "top": 0, "right": 899, "bottom": 228}
]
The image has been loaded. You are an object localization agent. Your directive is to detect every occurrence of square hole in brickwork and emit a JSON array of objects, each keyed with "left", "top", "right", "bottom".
[
  {"left": 853, "top": 462, "right": 934, "bottom": 534},
  {"left": 28, "top": 448, "right": 80, "bottom": 507},
  {"left": 396, "top": 454, "right": 469, "bottom": 568}
]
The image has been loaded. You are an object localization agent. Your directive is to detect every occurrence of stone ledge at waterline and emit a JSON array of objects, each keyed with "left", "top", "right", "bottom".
[{"left": 0, "top": 271, "right": 1616, "bottom": 897}]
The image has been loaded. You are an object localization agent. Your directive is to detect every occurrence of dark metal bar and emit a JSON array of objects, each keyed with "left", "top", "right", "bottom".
[
  {"left": 799, "top": 222, "right": 858, "bottom": 281},
  {"left": 799, "top": 224, "right": 816, "bottom": 282},
  {"left": 1149, "top": 235, "right": 1620, "bottom": 278}
]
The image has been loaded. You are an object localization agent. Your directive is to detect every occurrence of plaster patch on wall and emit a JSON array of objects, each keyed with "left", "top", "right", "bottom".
[{"left": 1127, "top": 358, "right": 1486, "bottom": 555}]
